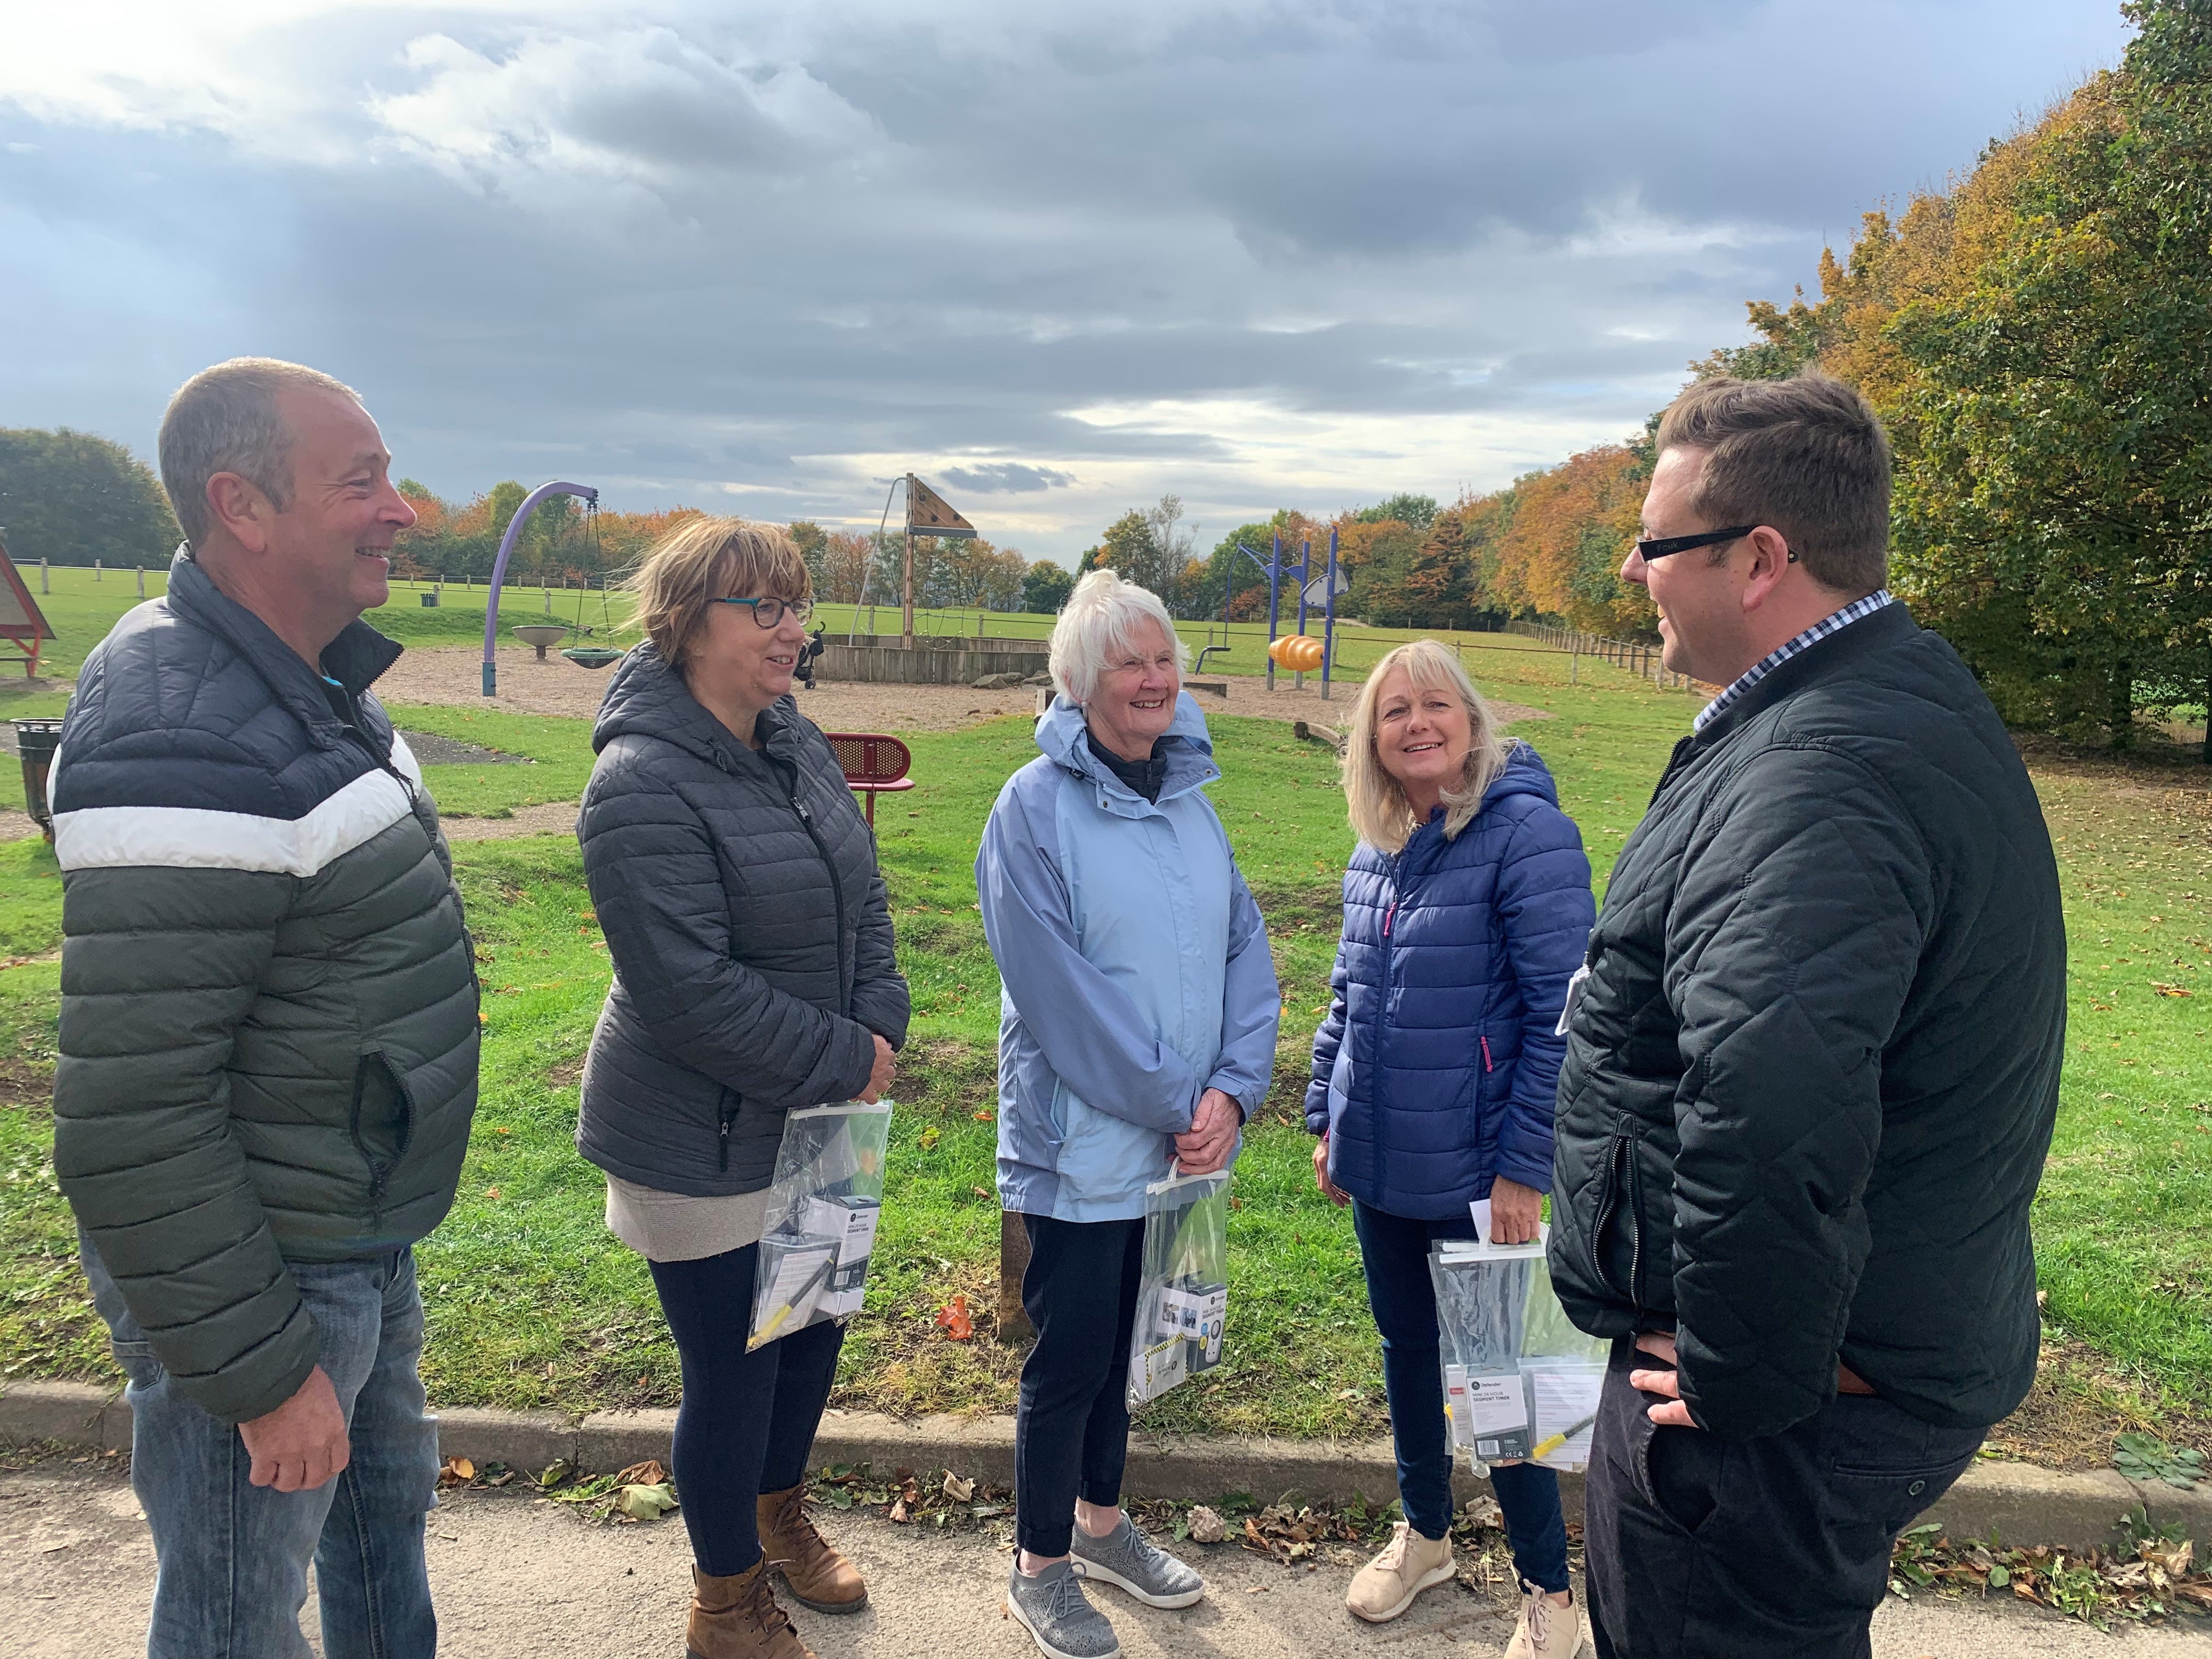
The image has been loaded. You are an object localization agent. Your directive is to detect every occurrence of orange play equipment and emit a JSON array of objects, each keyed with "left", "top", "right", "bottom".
[{"left": 1267, "top": 634, "right": 1324, "bottom": 672}]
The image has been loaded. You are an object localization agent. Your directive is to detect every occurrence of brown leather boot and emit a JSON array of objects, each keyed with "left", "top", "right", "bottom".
[
  {"left": 686, "top": 1560, "right": 814, "bottom": 1659},
  {"left": 755, "top": 1483, "right": 868, "bottom": 1614}
]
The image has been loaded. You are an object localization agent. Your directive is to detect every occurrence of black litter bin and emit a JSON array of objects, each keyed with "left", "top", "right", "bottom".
[{"left": 14, "top": 719, "right": 64, "bottom": 843}]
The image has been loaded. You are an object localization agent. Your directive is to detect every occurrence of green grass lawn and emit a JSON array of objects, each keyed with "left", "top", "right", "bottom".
[{"left": 2, "top": 668, "right": 2207, "bottom": 1455}]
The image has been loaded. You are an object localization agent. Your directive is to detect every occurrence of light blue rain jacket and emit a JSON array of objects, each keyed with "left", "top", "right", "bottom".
[{"left": 976, "top": 692, "right": 1280, "bottom": 1222}]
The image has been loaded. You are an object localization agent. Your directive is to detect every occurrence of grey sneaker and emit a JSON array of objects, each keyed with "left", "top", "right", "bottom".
[
  {"left": 1006, "top": 1560, "right": 1120, "bottom": 1659},
  {"left": 1069, "top": 1516, "right": 1205, "bottom": 1610}
]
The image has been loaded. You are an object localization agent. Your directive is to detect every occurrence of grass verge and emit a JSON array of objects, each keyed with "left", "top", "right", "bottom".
[{"left": 0, "top": 688, "right": 2205, "bottom": 1458}]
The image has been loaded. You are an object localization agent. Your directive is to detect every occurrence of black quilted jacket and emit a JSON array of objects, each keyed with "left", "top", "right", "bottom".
[
  {"left": 1549, "top": 603, "right": 2066, "bottom": 1440},
  {"left": 52, "top": 551, "right": 479, "bottom": 1423},
  {"left": 575, "top": 645, "right": 908, "bottom": 1195}
]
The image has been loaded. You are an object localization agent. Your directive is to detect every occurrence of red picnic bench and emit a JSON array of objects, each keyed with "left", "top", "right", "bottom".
[{"left": 823, "top": 732, "right": 913, "bottom": 826}]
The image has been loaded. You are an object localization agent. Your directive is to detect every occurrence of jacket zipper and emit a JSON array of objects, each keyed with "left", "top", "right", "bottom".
[
  {"left": 1624, "top": 1131, "right": 1648, "bottom": 1317},
  {"left": 1587, "top": 1128, "right": 1650, "bottom": 1320},
  {"left": 788, "top": 788, "right": 851, "bottom": 1017},
  {"left": 1480, "top": 1036, "right": 1493, "bottom": 1073}
]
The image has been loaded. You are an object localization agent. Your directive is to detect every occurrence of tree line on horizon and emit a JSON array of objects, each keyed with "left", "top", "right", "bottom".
[
  {"left": 1463, "top": 0, "right": 2212, "bottom": 749},
  {"left": 4, "top": 0, "right": 2200, "bottom": 749}
]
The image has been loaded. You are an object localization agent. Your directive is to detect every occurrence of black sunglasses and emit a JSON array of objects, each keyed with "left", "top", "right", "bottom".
[{"left": 1632, "top": 525, "right": 1799, "bottom": 563}]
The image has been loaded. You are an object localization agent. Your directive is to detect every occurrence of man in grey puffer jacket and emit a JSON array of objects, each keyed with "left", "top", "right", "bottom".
[{"left": 52, "top": 359, "right": 477, "bottom": 1658}]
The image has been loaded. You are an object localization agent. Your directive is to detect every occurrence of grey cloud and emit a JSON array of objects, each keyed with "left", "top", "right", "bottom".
[
  {"left": 0, "top": 1, "right": 2135, "bottom": 557},
  {"left": 938, "top": 462, "right": 1076, "bottom": 494}
]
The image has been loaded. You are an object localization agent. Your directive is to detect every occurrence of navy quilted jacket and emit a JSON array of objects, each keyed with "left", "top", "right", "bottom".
[
  {"left": 1306, "top": 743, "right": 1594, "bottom": 1218},
  {"left": 575, "top": 644, "right": 909, "bottom": 1196}
]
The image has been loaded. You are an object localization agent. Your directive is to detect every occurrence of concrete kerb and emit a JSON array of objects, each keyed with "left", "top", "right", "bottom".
[{"left": 6, "top": 1379, "right": 2204, "bottom": 1554}]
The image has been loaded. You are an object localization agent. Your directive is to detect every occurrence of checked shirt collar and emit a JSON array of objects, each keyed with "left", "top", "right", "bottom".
[{"left": 1693, "top": 589, "right": 1894, "bottom": 733}]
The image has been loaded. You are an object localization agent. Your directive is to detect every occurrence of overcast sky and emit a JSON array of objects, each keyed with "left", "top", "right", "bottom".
[{"left": 2, "top": 1, "right": 2131, "bottom": 563}]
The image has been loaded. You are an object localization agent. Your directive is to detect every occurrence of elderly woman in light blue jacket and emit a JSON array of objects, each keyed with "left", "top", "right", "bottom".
[{"left": 977, "top": 568, "right": 1279, "bottom": 1659}]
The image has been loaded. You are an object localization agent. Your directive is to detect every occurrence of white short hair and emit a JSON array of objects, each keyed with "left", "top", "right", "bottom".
[{"left": 1048, "top": 568, "right": 1188, "bottom": 703}]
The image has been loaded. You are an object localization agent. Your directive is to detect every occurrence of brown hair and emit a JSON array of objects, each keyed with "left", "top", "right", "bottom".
[
  {"left": 159, "top": 357, "right": 361, "bottom": 549},
  {"left": 628, "top": 515, "right": 810, "bottom": 671},
  {"left": 1655, "top": 370, "right": 1892, "bottom": 595}
]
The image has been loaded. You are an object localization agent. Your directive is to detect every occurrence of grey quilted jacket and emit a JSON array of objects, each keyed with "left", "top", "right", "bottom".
[
  {"left": 51, "top": 552, "right": 479, "bottom": 1423},
  {"left": 575, "top": 646, "right": 908, "bottom": 1195},
  {"left": 1550, "top": 602, "right": 2066, "bottom": 1441}
]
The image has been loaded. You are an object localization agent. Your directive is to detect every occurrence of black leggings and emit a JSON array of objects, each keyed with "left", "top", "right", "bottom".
[
  {"left": 649, "top": 1242, "right": 845, "bottom": 1576},
  {"left": 1013, "top": 1214, "right": 1145, "bottom": 1558}
]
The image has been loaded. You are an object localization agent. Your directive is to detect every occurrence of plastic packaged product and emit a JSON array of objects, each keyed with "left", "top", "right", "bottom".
[
  {"left": 1126, "top": 1170, "right": 1231, "bottom": 1409},
  {"left": 748, "top": 1102, "right": 893, "bottom": 1351},
  {"left": 1430, "top": 1228, "right": 1607, "bottom": 1472}
]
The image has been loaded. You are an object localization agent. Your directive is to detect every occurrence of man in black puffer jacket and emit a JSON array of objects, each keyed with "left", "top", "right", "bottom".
[
  {"left": 1550, "top": 374, "right": 2065, "bottom": 1659},
  {"left": 52, "top": 359, "right": 476, "bottom": 1658}
]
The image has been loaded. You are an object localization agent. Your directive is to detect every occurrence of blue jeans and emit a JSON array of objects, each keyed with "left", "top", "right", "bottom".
[
  {"left": 83, "top": 1234, "right": 439, "bottom": 1659},
  {"left": 1352, "top": 1199, "right": 1571, "bottom": 1595}
]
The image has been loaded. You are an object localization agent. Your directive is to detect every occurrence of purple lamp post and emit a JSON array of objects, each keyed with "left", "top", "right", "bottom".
[{"left": 482, "top": 481, "right": 598, "bottom": 697}]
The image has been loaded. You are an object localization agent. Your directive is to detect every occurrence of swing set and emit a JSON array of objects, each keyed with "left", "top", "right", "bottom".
[{"left": 481, "top": 481, "right": 624, "bottom": 696}]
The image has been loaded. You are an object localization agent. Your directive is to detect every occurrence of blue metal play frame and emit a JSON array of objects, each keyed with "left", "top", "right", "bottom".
[{"left": 1222, "top": 527, "right": 1342, "bottom": 696}]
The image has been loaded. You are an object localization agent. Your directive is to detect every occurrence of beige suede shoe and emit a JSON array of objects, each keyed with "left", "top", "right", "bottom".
[
  {"left": 1503, "top": 1579, "right": 1585, "bottom": 1658},
  {"left": 1346, "top": 1521, "right": 1455, "bottom": 1623}
]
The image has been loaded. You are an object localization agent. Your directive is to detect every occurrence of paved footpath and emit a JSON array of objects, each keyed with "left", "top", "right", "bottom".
[{"left": 6, "top": 1459, "right": 2207, "bottom": 1657}]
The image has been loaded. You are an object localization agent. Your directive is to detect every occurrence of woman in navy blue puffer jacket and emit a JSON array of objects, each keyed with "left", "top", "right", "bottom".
[{"left": 1310, "top": 640, "right": 1594, "bottom": 1657}]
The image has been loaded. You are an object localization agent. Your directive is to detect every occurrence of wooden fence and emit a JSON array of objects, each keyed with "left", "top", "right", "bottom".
[{"left": 1507, "top": 620, "right": 1709, "bottom": 696}]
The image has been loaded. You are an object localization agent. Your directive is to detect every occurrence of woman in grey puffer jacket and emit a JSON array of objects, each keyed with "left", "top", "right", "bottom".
[{"left": 576, "top": 517, "right": 907, "bottom": 1659}]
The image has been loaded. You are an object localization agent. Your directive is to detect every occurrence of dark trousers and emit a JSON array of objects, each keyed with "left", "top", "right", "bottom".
[
  {"left": 1585, "top": 1336, "right": 1984, "bottom": 1658},
  {"left": 1352, "top": 1199, "right": 1572, "bottom": 1594},
  {"left": 650, "top": 1243, "right": 846, "bottom": 1576},
  {"left": 1013, "top": 1213, "right": 1145, "bottom": 1557}
]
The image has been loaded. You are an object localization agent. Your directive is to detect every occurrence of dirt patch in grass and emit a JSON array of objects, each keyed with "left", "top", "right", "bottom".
[
  {"left": 833, "top": 1256, "right": 1024, "bottom": 1419},
  {"left": 1987, "top": 1334, "right": 2212, "bottom": 1470},
  {"left": 398, "top": 729, "right": 531, "bottom": 766},
  {"left": 543, "top": 1057, "right": 585, "bottom": 1089},
  {"left": 0, "top": 1057, "right": 53, "bottom": 1108},
  {"left": 888, "top": 1036, "right": 997, "bottom": 1113},
  {"left": 443, "top": 802, "right": 584, "bottom": 839}
]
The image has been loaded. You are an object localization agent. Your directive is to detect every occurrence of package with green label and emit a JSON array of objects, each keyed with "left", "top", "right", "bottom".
[
  {"left": 748, "top": 1102, "right": 891, "bottom": 1351},
  {"left": 1430, "top": 1235, "right": 1607, "bottom": 1471},
  {"left": 1126, "top": 1169, "right": 1231, "bottom": 1408}
]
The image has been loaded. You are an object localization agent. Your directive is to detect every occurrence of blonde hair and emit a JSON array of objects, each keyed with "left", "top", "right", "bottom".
[
  {"left": 1342, "top": 639, "right": 1511, "bottom": 852},
  {"left": 159, "top": 357, "right": 361, "bottom": 549},
  {"left": 1048, "top": 567, "right": 1188, "bottom": 702},
  {"left": 629, "top": 515, "right": 809, "bottom": 672}
]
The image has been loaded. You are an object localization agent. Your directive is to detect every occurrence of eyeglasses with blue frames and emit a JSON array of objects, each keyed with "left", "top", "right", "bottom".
[
  {"left": 709, "top": 595, "right": 813, "bottom": 627},
  {"left": 1631, "top": 524, "right": 1799, "bottom": 564}
]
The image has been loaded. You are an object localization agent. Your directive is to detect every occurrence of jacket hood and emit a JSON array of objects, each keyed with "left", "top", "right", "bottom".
[
  {"left": 1034, "top": 689, "right": 1219, "bottom": 803},
  {"left": 591, "top": 641, "right": 805, "bottom": 771},
  {"left": 1399, "top": 741, "right": 1560, "bottom": 872},
  {"left": 1479, "top": 740, "right": 1560, "bottom": 812}
]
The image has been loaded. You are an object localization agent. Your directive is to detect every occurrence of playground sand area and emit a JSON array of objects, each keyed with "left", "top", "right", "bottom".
[
  {"left": 376, "top": 644, "right": 1550, "bottom": 733},
  {"left": 0, "top": 654, "right": 1548, "bottom": 841}
]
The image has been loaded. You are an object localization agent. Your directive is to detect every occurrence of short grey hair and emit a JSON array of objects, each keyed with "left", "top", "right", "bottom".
[
  {"left": 1048, "top": 568, "right": 1188, "bottom": 703},
  {"left": 159, "top": 357, "right": 361, "bottom": 550}
]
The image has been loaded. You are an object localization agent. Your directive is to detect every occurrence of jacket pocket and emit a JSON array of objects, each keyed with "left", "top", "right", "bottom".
[
  {"left": 350, "top": 1051, "right": 416, "bottom": 1206},
  {"left": 1587, "top": 1121, "right": 1647, "bottom": 1316}
]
